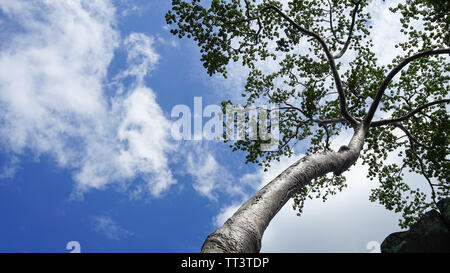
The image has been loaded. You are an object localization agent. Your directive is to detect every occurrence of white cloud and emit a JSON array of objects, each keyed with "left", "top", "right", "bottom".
[
  {"left": 93, "top": 215, "right": 133, "bottom": 241},
  {"left": 0, "top": 0, "right": 175, "bottom": 197},
  {"left": 117, "top": 87, "right": 176, "bottom": 195},
  {"left": 182, "top": 142, "right": 245, "bottom": 200},
  {"left": 368, "top": 0, "right": 407, "bottom": 66},
  {"left": 0, "top": 156, "right": 20, "bottom": 180},
  {"left": 187, "top": 151, "right": 220, "bottom": 200},
  {"left": 118, "top": 33, "right": 160, "bottom": 84}
]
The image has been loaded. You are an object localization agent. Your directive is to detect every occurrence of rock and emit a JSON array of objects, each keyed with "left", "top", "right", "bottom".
[
  {"left": 380, "top": 231, "right": 409, "bottom": 253},
  {"left": 381, "top": 208, "right": 450, "bottom": 253},
  {"left": 437, "top": 198, "right": 450, "bottom": 227}
]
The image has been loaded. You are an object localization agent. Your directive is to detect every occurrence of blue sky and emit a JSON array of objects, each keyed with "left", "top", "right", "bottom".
[{"left": 0, "top": 0, "right": 423, "bottom": 253}]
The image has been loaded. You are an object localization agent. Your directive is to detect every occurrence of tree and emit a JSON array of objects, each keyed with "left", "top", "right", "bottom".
[{"left": 166, "top": 0, "right": 450, "bottom": 253}]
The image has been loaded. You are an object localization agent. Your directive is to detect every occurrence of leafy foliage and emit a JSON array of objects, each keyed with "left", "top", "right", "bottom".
[{"left": 167, "top": 0, "right": 449, "bottom": 228}]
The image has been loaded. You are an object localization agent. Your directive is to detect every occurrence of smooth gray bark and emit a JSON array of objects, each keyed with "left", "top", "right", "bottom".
[{"left": 201, "top": 124, "right": 368, "bottom": 253}]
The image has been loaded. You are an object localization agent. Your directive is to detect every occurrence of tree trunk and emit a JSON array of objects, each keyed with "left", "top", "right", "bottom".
[{"left": 201, "top": 124, "right": 368, "bottom": 253}]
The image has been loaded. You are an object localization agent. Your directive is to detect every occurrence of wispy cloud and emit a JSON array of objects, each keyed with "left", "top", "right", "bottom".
[
  {"left": 0, "top": 156, "right": 20, "bottom": 180},
  {"left": 93, "top": 215, "right": 133, "bottom": 241},
  {"left": 117, "top": 33, "right": 160, "bottom": 84},
  {"left": 182, "top": 142, "right": 245, "bottom": 201}
]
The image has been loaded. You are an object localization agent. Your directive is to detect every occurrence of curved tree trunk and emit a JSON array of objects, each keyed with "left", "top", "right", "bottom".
[{"left": 201, "top": 124, "right": 368, "bottom": 253}]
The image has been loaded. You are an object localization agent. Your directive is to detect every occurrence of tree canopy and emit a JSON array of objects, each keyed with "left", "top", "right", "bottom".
[{"left": 166, "top": 0, "right": 449, "bottom": 229}]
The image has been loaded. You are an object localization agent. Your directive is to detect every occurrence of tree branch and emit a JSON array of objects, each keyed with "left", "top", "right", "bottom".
[
  {"left": 364, "top": 48, "right": 450, "bottom": 126},
  {"left": 282, "top": 102, "right": 349, "bottom": 125},
  {"left": 371, "top": 98, "right": 450, "bottom": 127},
  {"left": 326, "top": 0, "right": 345, "bottom": 45},
  {"left": 397, "top": 122, "right": 437, "bottom": 205},
  {"left": 392, "top": 122, "right": 432, "bottom": 150},
  {"left": 333, "top": 0, "right": 362, "bottom": 59}
]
